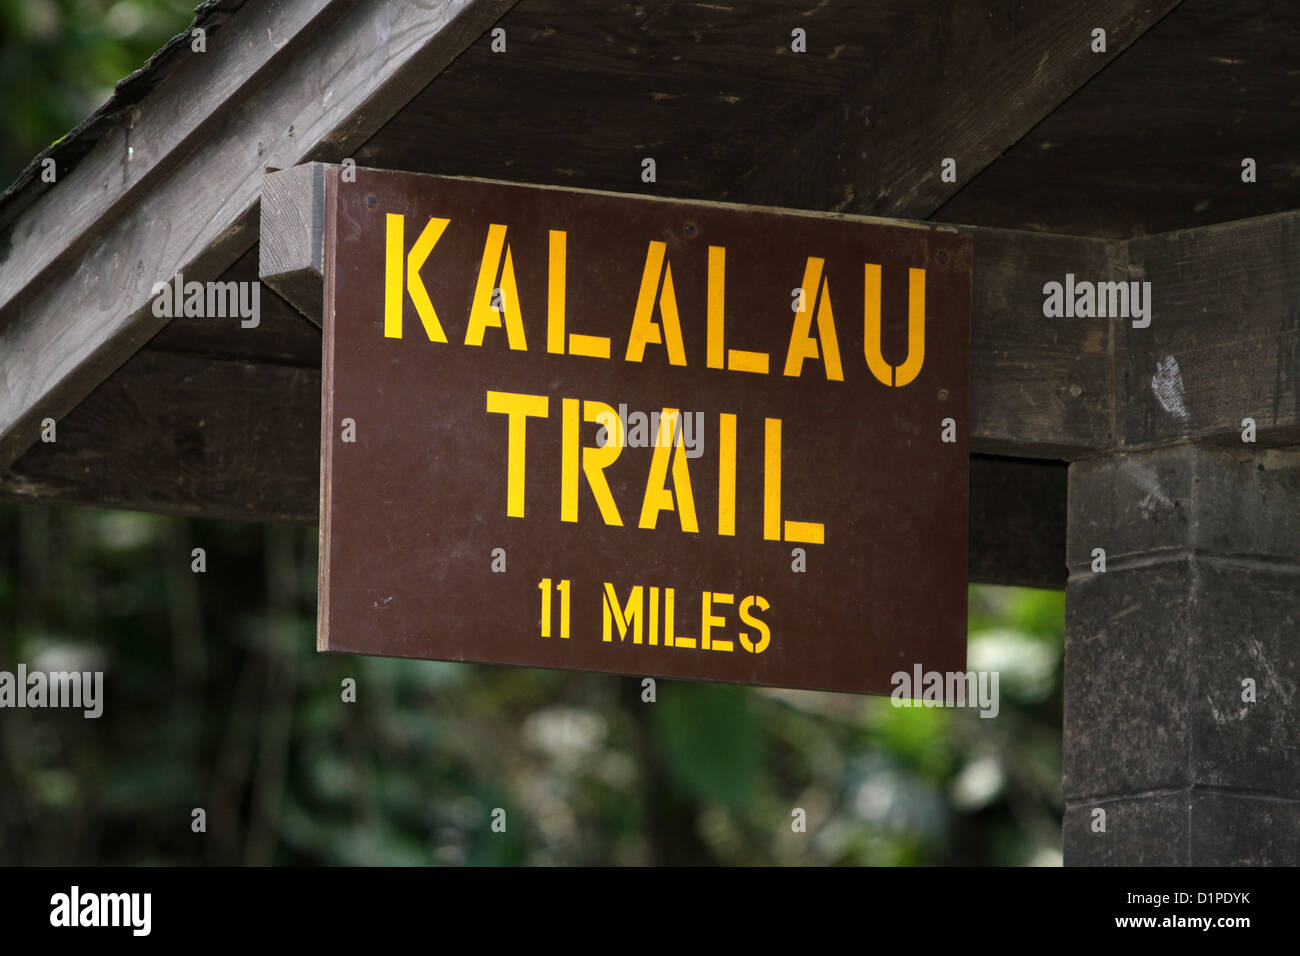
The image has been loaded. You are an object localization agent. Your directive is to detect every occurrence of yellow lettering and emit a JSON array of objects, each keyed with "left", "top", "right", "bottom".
[
  {"left": 561, "top": 398, "right": 581, "bottom": 522},
  {"left": 648, "top": 586, "right": 659, "bottom": 646},
  {"left": 729, "top": 348, "right": 769, "bottom": 374},
  {"left": 384, "top": 214, "right": 450, "bottom": 342},
  {"left": 584, "top": 402, "right": 625, "bottom": 525},
  {"left": 548, "top": 230, "right": 566, "bottom": 354},
  {"left": 665, "top": 587, "right": 693, "bottom": 648},
  {"left": 764, "top": 416, "right": 825, "bottom": 544},
  {"left": 638, "top": 410, "right": 699, "bottom": 532},
  {"left": 550, "top": 229, "right": 610, "bottom": 358},
  {"left": 570, "top": 333, "right": 611, "bottom": 358},
  {"left": 783, "top": 257, "right": 843, "bottom": 380},
  {"left": 707, "top": 245, "right": 725, "bottom": 370},
  {"left": 702, "top": 592, "right": 733, "bottom": 651},
  {"left": 485, "top": 390, "right": 549, "bottom": 518},
  {"left": 602, "top": 583, "right": 644, "bottom": 643},
  {"left": 738, "top": 595, "right": 771, "bottom": 653},
  {"left": 466, "top": 224, "right": 528, "bottom": 350},
  {"left": 718, "top": 412, "right": 737, "bottom": 536},
  {"left": 785, "top": 520, "right": 824, "bottom": 545},
  {"left": 865, "top": 265, "right": 926, "bottom": 387},
  {"left": 707, "top": 245, "right": 768, "bottom": 373},
  {"left": 764, "top": 417, "right": 782, "bottom": 541},
  {"left": 563, "top": 400, "right": 624, "bottom": 525},
  {"left": 626, "top": 241, "right": 687, "bottom": 365}
]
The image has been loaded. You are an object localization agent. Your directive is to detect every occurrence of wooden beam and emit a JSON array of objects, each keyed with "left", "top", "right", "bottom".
[
  {"left": 970, "top": 210, "right": 1300, "bottom": 454},
  {"left": 0, "top": 0, "right": 518, "bottom": 472},
  {"left": 729, "top": 0, "right": 1183, "bottom": 217},
  {"left": 0, "top": 348, "right": 320, "bottom": 523},
  {"left": 1118, "top": 210, "right": 1300, "bottom": 449},
  {"left": 971, "top": 211, "right": 1300, "bottom": 453},
  {"left": 968, "top": 227, "right": 1115, "bottom": 457},
  {"left": 260, "top": 163, "right": 328, "bottom": 325}
]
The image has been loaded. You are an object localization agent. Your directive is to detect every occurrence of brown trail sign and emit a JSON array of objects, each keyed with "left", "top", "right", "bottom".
[{"left": 319, "top": 168, "right": 971, "bottom": 695}]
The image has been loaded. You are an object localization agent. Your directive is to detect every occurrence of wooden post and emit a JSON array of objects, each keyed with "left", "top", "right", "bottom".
[{"left": 1063, "top": 444, "right": 1300, "bottom": 864}]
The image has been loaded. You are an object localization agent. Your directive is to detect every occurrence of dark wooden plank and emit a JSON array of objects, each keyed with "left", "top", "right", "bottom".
[
  {"left": 970, "top": 455, "right": 1067, "bottom": 589},
  {"left": 147, "top": 245, "right": 322, "bottom": 364},
  {"left": 259, "top": 163, "right": 328, "bottom": 325},
  {"left": 360, "top": 0, "right": 922, "bottom": 199},
  {"left": 0, "top": 349, "right": 320, "bottom": 523},
  {"left": 968, "top": 227, "right": 1115, "bottom": 457},
  {"left": 1117, "top": 210, "right": 1300, "bottom": 448},
  {"left": 935, "top": 0, "right": 1300, "bottom": 237},
  {"left": 729, "top": 0, "right": 1183, "bottom": 215},
  {"left": 0, "top": 0, "right": 520, "bottom": 472}
]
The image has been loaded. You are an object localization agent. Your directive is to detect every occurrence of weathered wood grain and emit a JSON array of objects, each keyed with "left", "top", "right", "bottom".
[
  {"left": 259, "top": 163, "right": 328, "bottom": 324},
  {"left": 0, "top": 348, "right": 320, "bottom": 522},
  {"left": 936, "top": 0, "right": 1300, "bottom": 237},
  {"left": 731, "top": 0, "right": 1183, "bottom": 216},
  {"left": 967, "top": 227, "right": 1115, "bottom": 457},
  {"left": 1118, "top": 210, "right": 1300, "bottom": 448}
]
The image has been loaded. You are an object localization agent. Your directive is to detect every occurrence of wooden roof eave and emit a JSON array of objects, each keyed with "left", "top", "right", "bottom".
[{"left": 0, "top": 0, "right": 518, "bottom": 472}]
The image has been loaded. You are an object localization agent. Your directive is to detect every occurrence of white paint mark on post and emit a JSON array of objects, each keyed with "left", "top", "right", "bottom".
[{"left": 1151, "top": 356, "right": 1190, "bottom": 422}]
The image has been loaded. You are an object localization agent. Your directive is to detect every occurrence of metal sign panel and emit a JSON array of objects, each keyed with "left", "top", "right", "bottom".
[{"left": 319, "top": 169, "right": 970, "bottom": 695}]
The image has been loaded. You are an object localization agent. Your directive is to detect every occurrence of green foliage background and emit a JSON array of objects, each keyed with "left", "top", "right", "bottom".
[{"left": 0, "top": 0, "right": 1065, "bottom": 866}]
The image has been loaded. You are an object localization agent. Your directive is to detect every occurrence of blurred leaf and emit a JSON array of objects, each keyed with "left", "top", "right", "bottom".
[
  {"left": 969, "top": 628, "right": 1059, "bottom": 703},
  {"left": 652, "top": 684, "right": 761, "bottom": 810},
  {"left": 866, "top": 697, "right": 953, "bottom": 780}
]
